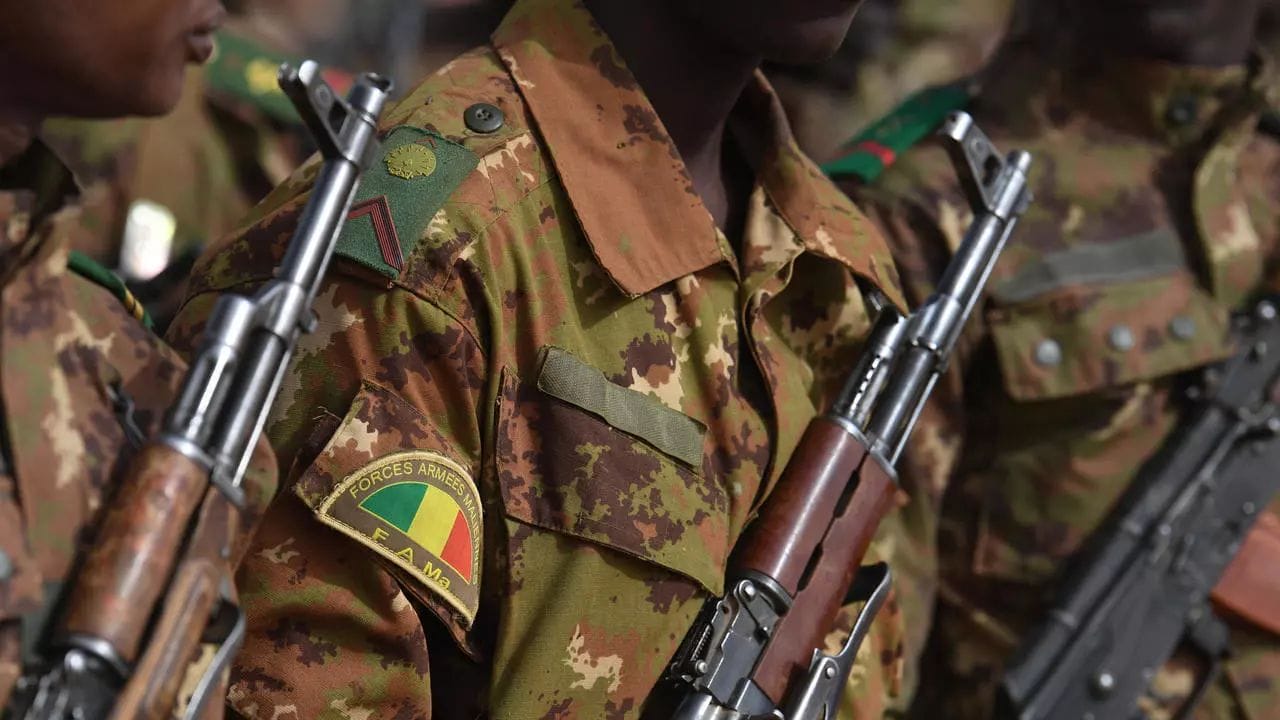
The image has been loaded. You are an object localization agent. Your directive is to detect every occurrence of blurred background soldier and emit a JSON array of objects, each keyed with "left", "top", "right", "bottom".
[
  {"left": 0, "top": 0, "right": 276, "bottom": 713},
  {"left": 835, "top": 0, "right": 1280, "bottom": 717},
  {"left": 767, "top": 0, "right": 1014, "bottom": 162},
  {"left": 38, "top": 0, "right": 352, "bottom": 330},
  {"left": 37, "top": 0, "right": 506, "bottom": 332}
]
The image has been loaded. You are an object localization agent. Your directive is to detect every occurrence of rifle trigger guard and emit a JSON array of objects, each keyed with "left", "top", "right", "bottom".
[{"left": 777, "top": 563, "right": 892, "bottom": 720}]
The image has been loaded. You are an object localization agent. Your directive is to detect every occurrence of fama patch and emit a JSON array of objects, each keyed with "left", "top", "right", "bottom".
[{"left": 317, "top": 450, "right": 482, "bottom": 624}]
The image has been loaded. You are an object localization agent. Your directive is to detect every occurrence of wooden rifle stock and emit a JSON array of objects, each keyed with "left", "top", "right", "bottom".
[
  {"left": 731, "top": 419, "right": 898, "bottom": 702},
  {"left": 62, "top": 442, "right": 209, "bottom": 665},
  {"left": 109, "top": 489, "right": 238, "bottom": 720}
]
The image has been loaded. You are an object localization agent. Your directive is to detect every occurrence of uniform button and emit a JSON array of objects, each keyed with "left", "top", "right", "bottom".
[
  {"left": 1034, "top": 338, "right": 1063, "bottom": 367},
  {"left": 464, "top": 103, "right": 504, "bottom": 133},
  {"left": 0, "top": 549, "right": 12, "bottom": 582},
  {"left": 1165, "top": 95, "right": 1198, "bottom": 128},
  {"left": 1169, "top": 315, "right": 1196, "bottom": 341},
  {"left": 1108, "top": 325, "right": 1136, "bottom": 352}
]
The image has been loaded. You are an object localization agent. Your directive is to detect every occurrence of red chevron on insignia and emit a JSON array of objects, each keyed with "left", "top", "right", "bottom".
[{"left": 348, "top": 195, "right": 404, "bottom": 271}]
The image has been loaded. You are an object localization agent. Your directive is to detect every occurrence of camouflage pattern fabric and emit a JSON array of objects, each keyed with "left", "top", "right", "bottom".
[
  {"left": 0, "top": 141, "right": 278, "bottom": 713},
  {"left": 848, "top": 37, "right": 1280, "bottom": 720},
  {"left": 166, "top": 1, "right": 920, "bottom": 718}
]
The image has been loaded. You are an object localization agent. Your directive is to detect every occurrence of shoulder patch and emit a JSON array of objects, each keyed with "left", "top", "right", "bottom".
[
  {"left": 205, "top": 30, "right": 354, "bottom": 125},
  {"left": 823, "top": 81, "right": 973, "bottom": 184},
  {"left": 317, "top": 450, "right": 482, "bottom": 625},
  {"left": 334, "top": 126, "right": 479, "bottom": 279},
  {"left": 66, "top": 250, "right": 153, "bottom": 330}
]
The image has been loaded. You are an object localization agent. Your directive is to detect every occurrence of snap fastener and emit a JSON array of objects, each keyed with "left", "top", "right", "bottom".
[
  {"left": 464, "top": 103, "right": 504, "bottom": 134},
  {"left": 1108, "top": 325, "right": 1136, "bottom": 352},
  {"left": 1164, "top": 95, "right": 1198, "bottom": 128},
  {"left": 1034, "top": 338, "right": 1063, "bottom": 367},
  {"left": 1169, "top": 315, "right": 1196, "bottom": 341}
]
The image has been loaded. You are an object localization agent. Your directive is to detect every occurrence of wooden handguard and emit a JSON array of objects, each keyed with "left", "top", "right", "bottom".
[
  {"left": 729, "top": 418, "right": 899, "bottom": 702},
  {"left": 731, "top": 419, "right": 871, "bottom": 595},
  {"left": 109, "top": 491, "right": 238, "bottom": 720},
  {"left": 62, "top": 442, "right": 210, "bottom": 664}
]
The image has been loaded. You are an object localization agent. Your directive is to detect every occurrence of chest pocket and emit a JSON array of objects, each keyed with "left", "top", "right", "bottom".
[
  {"left": 495, "top": 347, "right": 727, "bottom": 593},
  {"left": 490, "top": 348, "right": 729, "bottom": 716},
  {"left": 968, "top": 229, "right": 1237, "bottom": 585}
]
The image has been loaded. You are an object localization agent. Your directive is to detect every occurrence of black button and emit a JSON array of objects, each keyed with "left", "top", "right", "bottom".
[
  {"left": 464, "top": 103, "right": 504, "bottom": 133},
  {"left": 1165, "top": 95, "right": 1198, "bottom": 128}
]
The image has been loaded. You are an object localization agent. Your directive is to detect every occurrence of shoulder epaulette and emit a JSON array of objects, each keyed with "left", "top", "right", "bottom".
[
  {"left": 822, "top": 81, "right": 973, "bottom": 184},
  {"left": 334, "top": 126, "right": 480, "bottom": 280},
  {"left": 205, "top": 30, "right": 355, "bottom": 125},
  {"left": 67, "top": 250, "right": 154, "bottom": 331}
]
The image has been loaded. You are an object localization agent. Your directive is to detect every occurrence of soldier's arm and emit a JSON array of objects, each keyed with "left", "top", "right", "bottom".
[{"left": 168, "top": 196, "right": 489, "bottom": 719}]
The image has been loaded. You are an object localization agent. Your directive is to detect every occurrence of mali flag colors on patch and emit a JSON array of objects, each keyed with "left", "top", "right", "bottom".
[
  {"left": 359, "top": 482, "right": 474, "bottom": 581},
  {"left": 316, "top": 450, "right": 483, "bottom": 624}
]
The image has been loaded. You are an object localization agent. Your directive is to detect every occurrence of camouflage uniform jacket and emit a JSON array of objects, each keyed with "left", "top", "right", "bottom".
[
  {"left": 852, "top": 41, "right": 1280, "bottom": 720},
  {"left": 0, "top": 141, "right": 277, "bottom": 711},
  {"left": 167, "top": 1, "right": 919, "bottom": 718}
]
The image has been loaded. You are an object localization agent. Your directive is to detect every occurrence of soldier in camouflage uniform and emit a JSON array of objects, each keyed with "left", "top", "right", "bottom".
[
  {"left": 835, "top": 0, "right": 1280, "bottom": 717},
  {"left": 167, "top": 0, "right": 923, "bottom": 717},
  {"left": 0, "top": 0, "right": 277, "bottom": 711}
]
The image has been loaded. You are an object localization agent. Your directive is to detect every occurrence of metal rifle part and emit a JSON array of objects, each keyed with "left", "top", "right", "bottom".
[
  {"left": 999, "top": 298, "right": 1280, "bottom": 720},
  {"left": 651, "top": 112, "right": 1033, "bottom": 720},
  {"left": 9, "top": 62, "right": 391, "bottom": 720},
  {"left": 162, "top": 61, "right": 390, "bottom": 506},
  {"left": 863, "top": 112, "right": 1032, "bottom": 464}
]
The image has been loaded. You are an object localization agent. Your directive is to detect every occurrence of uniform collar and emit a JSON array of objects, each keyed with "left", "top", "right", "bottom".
[
  {"left": 0, "top": 140, "right": 77, "bottom": 275},
  {"left": 732, "top": 75, "right": 905, "bottom": 308},
  {"left": 491, "top": 0, "right": 902, "bottom": 304}
]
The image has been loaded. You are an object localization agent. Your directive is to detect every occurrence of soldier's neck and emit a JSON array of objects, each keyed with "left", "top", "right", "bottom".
[{"left": 585, "top": 0, "right": 759, "bottom": 237}]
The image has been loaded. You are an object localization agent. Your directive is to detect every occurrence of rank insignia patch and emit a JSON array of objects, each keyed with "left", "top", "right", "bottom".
[
  {"left": 333, "top": 126, "right": 478, "bottom": 279},
  {"left": 317, "top": 450, "right": 482, "bottom": 623}
]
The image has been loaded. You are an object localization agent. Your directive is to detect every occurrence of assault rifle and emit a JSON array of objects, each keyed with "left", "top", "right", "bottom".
[
  {"left": 8, "top": 63, "right": 390, "bottom": 720},
  {"left": 647, "top": 113, "right": 1033, "bottom": 720},
  {"left": 999, "top": 298, "right": 1280, "bottom": 720}
]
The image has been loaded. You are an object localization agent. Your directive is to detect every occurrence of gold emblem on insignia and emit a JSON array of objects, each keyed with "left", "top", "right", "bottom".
[
  {"left": 245, "top": 58, "right": 284, "bottom": 96},
  {"left": 385, "top": 144, "right": 438, "bottom": 180}
]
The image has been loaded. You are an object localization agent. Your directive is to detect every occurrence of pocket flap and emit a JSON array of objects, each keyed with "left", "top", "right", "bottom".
[
  {"left": 496, "top": 357, "right": 728, "bottom": 596},
  {"left": 293, "top": 380, "right": 483, "bottom": 635},
  {"left": 990, "top": 270, "right": 1235, "bottom": 401}
]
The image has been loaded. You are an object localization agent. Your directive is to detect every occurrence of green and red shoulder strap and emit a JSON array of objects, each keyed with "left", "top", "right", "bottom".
[{"left": 822, "top": 81, "right": 973, "bottom": 184}]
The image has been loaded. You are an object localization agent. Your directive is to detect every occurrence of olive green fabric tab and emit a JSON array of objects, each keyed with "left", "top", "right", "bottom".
[
  {"left": 335, "top": 127, "right": 479, "bottom": 279},
  {"left": 537, "top": 347, "right": 707, "bottom": 468},
  {"left": 205, "top": 31, "right": 300, "bottom": 124},
  {"left": 990, "top": 228, "right": 1187, "bottom": 303},
  {"left": 823, "top": 82, "right": 972, "bottom": 183}
]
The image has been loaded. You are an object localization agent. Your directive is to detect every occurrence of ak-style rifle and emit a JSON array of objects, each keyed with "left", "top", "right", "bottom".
[
  {"left": 999, "top": 298, "right": 1280, "bottom": 720},
  {"left": 647, "top": 113, "right": 1034, "bottom": 720},
  {"left": 8, "top": 63, "right": 390, "bottom": 720}
]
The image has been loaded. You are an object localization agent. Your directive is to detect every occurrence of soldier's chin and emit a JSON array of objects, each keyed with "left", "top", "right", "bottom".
[{"left": 75, "top": 68, "right": 187, "bottom": 120}]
